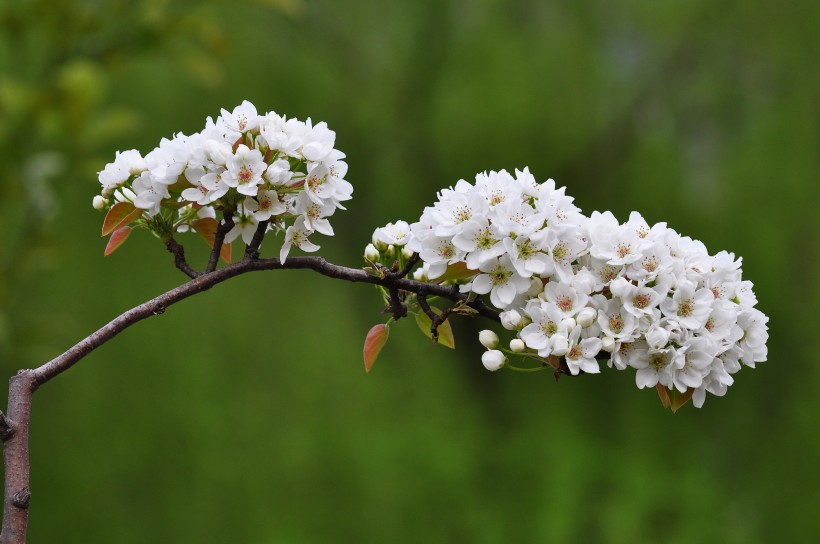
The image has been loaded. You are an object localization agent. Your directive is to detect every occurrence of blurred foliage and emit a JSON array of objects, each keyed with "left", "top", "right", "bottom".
[{"left": 1, "top": 0, "right": 818, "bottom": 542}]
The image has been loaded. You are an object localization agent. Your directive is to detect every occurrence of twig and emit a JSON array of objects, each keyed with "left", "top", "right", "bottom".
[
  {"left": 205, "top": 215, "right": 234, "bottom": 273},
  {"left": 244, "top": 220, "right": 269, "bottom": 260},
  {"left": 164, "top": 238, "right": 200, "bottom": 279}
]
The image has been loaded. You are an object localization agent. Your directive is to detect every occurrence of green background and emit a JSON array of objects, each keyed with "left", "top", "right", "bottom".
[{"left": 1, "top": 0, "right": 818, "bottom": 542}]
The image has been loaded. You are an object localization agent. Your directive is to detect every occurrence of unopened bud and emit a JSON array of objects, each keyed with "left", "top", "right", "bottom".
[
  {"left": 364, "top": 243, "right": 380, "bottom": 262},
  {"left": 401, "top": 246, "right": 414, "bottom": 259},
  {"left": 372, "top": 235, "right": 389, "bottom": 252},
  {"left": 576, "top": 307, "right": 597, "bottom": 328},
  {"left": 385, "top": 245, "right": 396, "bottom": 259},
  {"left": 92, "top": 195, "right": 106, "bottom": 210},
  {"left": 551, "top": 336, "right": 569, "bottom": 357},
  {"left": 500, "top": 310, "right": 522, "bottom": 330},
  {"left": 479, "top": 330, "right": 499, "bottom": 349},
  {"left": 509, "top": 338, "right": 526, "bottom": 352},
  {"left": 481, "top": 350, "right": 507, "bottom": 371},
  {"left": 646, "top": 325, "right": 670, "bottom": 350},
  {"left": 527, "top": 278, "right": 543, "bottom": 296},
  {"left": 561, "top": 317, "right": 577, "bottom": 331},
  {"left": 601, "top": 336, "right": 616, "bottom": 353}
]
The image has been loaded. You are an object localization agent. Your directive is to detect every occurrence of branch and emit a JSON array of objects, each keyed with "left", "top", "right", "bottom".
[
  {"left": 0, "top": 254, "right": 500, "bottom": 543},
  {"left": 205, "top": 214, "right": 234, "bottom": 273},
  {"left": 164, "top": 238, "right": 200, "bottom": 279},
  {"left": 244, "top": 220, "right": 268, "bottom": 260}
]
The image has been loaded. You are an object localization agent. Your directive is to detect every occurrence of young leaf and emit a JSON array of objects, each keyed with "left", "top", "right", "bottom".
[
  {"left": 191, "top": 218, "right": 232, "bottom": 263},
  {"left": 656, "top": 383, "right": 671, "bottom": 409},
  {"left": 670, "top": 388, "right": 694, "bottom": 413},
  {"left": 414, "top": 310, "right": 456, "bottom": 349},
  {"left": 101, "top": 202, "right": 142, "bottom": 236},
  {"left": 104, "top": 226, "right": 133, "bottom": 256},
  {"left": 363, "top": 324, "right": 389, "bottom": 373},
  {"left": 436, "top": 262, "right": 478, "bottom": 282}
]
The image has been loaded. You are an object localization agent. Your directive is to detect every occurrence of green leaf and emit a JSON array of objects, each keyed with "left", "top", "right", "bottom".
[
  {"left": 414, "top": 310, "right": 455, "bottom": 349},
  {"left": 104, "top": 226, "right": 132, "bottom": 256},
  {"left": 656, "top": 383, "right": 671, "bottom": 409},
  {"left": 670, "top": 388, "right": 694, "bottom": 413},
  {"left": 363, "top": 324, "right": 389, "bottom": 373},
  {"left": 191, "top": 218, "right": 232, "bottom": 263},
  {"left": 101, "top": 201, "right": 142, "bottom": 236}
]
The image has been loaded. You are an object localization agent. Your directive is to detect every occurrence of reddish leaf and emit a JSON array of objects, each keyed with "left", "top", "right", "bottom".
[
  {"left": 101, "top": 202, "right": 142, "bottom": 236},
  {"left": 363, "top": 324, "right": 390, "bottom": 373},
  {"left": 191, "top": 218, "right": 231, "bottom": 263},
  {"left": 670, "top": 388, "right": 694, "bottom": 413},
  {"left": 414, "top": 310, "right": 456, "bottom": 349},
  {"left": 104, "top": 226, "right": 133, "bottom": 256},
  {"left": 656, "top": 383, "right": 671, "bottom": 409}
]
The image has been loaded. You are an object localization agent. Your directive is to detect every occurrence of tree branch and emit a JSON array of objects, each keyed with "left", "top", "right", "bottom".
[
  {"left": 205, "top": 214, "right": 234, "bottom": 273},
  {"left": 164, "top": 238, "right": 200, "bottom": 279},
  {"left": 1, "top": 255, "right": 499, "bottom": 543}
]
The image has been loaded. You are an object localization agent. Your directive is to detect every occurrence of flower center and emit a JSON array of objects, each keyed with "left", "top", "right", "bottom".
[
  {"left": 617, "top": 243, "right": 632, "bottom": 258},
  {"left": 556, "top": 296, "right": 573, "bottom": 312},
  {"left": 609, "top": 314, "right": 624, "bottom": 333},
  {"left": 238, "top": 166, "right": 253, "bottom": 183},
  {"left": 677, "top": 299, "right": 694, "bottom": 317},
  {"left": 633, "top": 293, "right": 651, "bottom": 309},
  {"left": 649, "top": 353, "right": 667, "bottom": 370}
]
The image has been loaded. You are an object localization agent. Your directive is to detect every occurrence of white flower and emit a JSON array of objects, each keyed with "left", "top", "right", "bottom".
[
  {"left": 564, "top": 326, "right": 602, "bottom": 375},
  {"left": 542, "top": 282, "right": 588, "bottom": 317},
  {"left": 660, "top": 280, "right": 713, "bottom": 330},
  {"left": 374, "top": 221, "right": 412, "bottom": 247},
  {"left": 467, "top": 255, "right": 531, "bottom": 309},
  {"left": 226, "top": 144, "right": 266, "bottom": 196},
  {"left": 280, "top": 217, "right": 320, "bottom": 263},
  {"left": 481, "top": 350, "right": 507, "bottom": 371},
  {"left": 220, "top": 100, "right": 259, "bottom": 135},
  {"left": 520, "top": 301, "right": 567, "bottom": 355},
  {"left": 225, "top": 208, "right": 259, "bottom": 245},
  {"left": 631, "top": 346, "right": 680, "bottom": 389}
]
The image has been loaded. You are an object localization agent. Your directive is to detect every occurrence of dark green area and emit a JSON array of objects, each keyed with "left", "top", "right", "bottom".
[{"left": 1, "top": 1, "right": 817, "bottom": 542}]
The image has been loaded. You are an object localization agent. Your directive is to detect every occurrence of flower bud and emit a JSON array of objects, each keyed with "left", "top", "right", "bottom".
[
  {"left": 364, "top": 243, "right": 380, "bottom": 262},
  {"left": 601, "top": 336, "right": 616, "bottom": 353},
  {"left": 526, "top": 278, "right": 543, "bottom": 297},
  {"left": 385, "top": 245, "right": 396, "bottom": 259},
  {"left": 92, "top": 195, "right": 106, "bottom": 210},
  {"left": 481, "top": 350, "right": 507, "bottom": 371},
  {"left": 101, "top": 187, "right": 113, "bottom": 198},
  {"left": 371, "top": 235, "right": 389, "bottom": 252},
  {"left": 551, "top": 336, "right": 569, "bottom": 357},
  {"left": 576, "top": 307, "right": 597, "bottom": 328},
  {"left": 509, "top": 338, "right": 526, "bottom": 353},
  {"left": 561, "top": 317, "right": 577, "bottom": 331},
  {"left": 401, "top": 246, "right": 414, "bottom": 259},
  {"left": 479, "top": 330, "right": 499, "bottom": 349},
  {"left": 500, "top": 310, "right": 522, "bottom": 330},
  {"left": 646, "top": 324, "right": 671, "bottom": 350},
  {"left": 572, "top": 269, "right": 596, "bottom": 295}
]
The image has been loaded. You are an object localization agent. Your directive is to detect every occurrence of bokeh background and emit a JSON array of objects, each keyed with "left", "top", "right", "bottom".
[{"left": 1, "top": 0, "right": 818, "bottom": 542}]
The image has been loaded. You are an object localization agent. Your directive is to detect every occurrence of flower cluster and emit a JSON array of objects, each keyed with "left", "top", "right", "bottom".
[
  {"left": 94, "top": 101, "right": 352, "bottom": 261},
  {"left": 382, "top": 169, "right": 768, "bottom": 408}
]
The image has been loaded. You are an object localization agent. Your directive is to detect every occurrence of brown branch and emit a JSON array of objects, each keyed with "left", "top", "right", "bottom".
[
  {"left": 205, "top": 215, "right": 234, "bottom": 273},
  {"left": 244, "top": 220, "right": 269, "bottom": 260},
  {"left": 1, "top": 254, "right": 500, "bottom": 543},
  {"left": 164, "top": 238, "right": 200, "bottom": 279}
]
